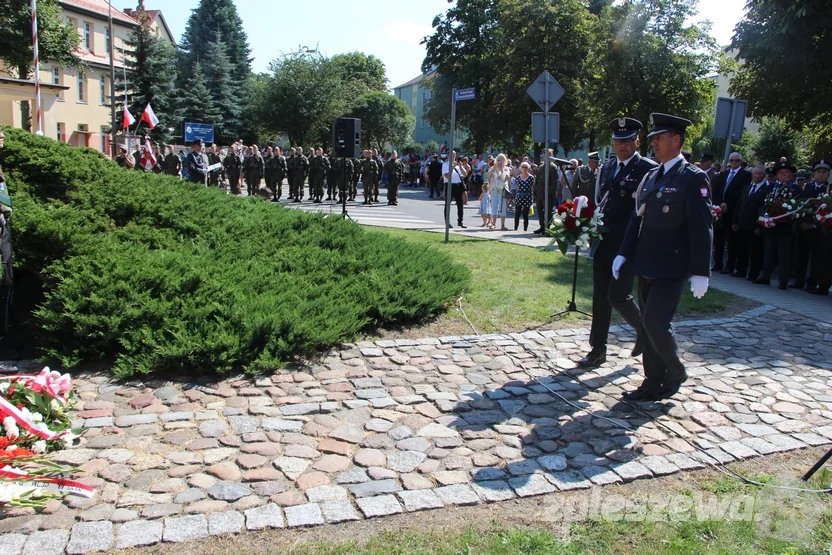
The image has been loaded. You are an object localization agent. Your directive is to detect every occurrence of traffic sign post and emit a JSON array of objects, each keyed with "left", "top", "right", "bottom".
[
  {"left": 527, "top": 71, "right": 564, "bottom": 231},
  {"left": 445, "top": 87, "right": 476, "bottom": 243},
  {"left": 714, "top": 97, "right": 747, "bottom": 165}
]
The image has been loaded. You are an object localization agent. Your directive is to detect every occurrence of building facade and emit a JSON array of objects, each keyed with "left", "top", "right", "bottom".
[
  {"left": 393, "top": 72, "right": 462, "bottom": 151},
  {"left": 0, "top": 0, "right": 174, "bottom": 156}
]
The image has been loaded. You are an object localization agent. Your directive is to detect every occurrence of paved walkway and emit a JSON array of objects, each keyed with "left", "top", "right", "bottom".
[{"left": 1, "top": 305, "right": 832, "bottom": 553}]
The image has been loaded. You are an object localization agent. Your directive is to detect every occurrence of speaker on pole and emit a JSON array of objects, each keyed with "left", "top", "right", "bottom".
[{"left": 332, "top": 118, "right": 361, "bottom": 159}]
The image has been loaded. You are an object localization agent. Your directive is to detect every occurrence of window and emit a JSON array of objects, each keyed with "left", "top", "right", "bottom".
[
  {"left": 105, "top": 27, "right": 111, "bottom": 54},
  {"left": 77, "top": 72, "right": 86, "bottom": 103},
  {"left": 52, "top": 67, "right": 60, "bottom": 85},
  {"left": 100, "top": 75, "right": 107, "bottom": 105},
  {"left": 84, "top": 22, "right": 91, "bottom": 51},
  {"left": 77, "top": 124, "right": 88, "bottom": 132},
  {"left": 101, "top": 126, "right": 109, "bottom": 153},
  {"left": 57, "top": 122, "right": 64, "bottom": 142}
]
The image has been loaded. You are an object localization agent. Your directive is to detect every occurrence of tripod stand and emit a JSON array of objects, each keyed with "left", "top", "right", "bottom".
[
  {"left": 550, "top": 246, "right": 592, "bottom": 319},
  {"left": 339, "top": 160, "right": 355, "bottom": 222}
]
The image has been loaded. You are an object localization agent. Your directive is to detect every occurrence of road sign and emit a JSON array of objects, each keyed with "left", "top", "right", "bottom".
[
  {"left": 531, "top": 112, "right": 560, "bottom": 144},
  {"left": 714, "top": 97, "right": 747, "bottom": 140},
  {"left": 185, "top": 122, "right": 214, "bottom": 144},
  {"left": 526, "top": 71, "right": 565, "bottom": 113},
  {"left": 454, "top": 88, "right": 477, "bottom": 102}
]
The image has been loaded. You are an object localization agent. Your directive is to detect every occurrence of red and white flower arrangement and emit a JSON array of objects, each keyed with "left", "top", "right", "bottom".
[{"left": 549, "top": 195, "right": 605, "bottom": 254}]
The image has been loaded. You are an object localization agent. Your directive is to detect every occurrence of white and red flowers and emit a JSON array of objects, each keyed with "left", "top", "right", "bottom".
[{"left": 550, "top": 195, "right": 605, "bottom": 254}]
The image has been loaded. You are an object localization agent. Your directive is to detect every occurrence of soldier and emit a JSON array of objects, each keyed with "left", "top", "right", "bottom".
[
  {"left": 292, "top": 147, "right": 309, "bottom": 202},
  {"left": 578, "top": 118, "right": 657, "bottom": 369},
  {"left": 244, "top": 145, "right": 265, "bottom": 196},
  {"left": 755, "top": 160, "right": 802, "bottom": 289},
  {"left": 223, "top": 143, "right": 243, "bottom": 195},
  {"left": 0, "top": 129, "right": 14, "bottom": 334},
  {"left": 350, "top": 155, "right": 360, "bottom": 201},
  {"left": 286, "top": 148, "right": 297, "bottom": 199},
  {"left": 383, "top": 150, "right": 405, "bottom": 205},
  {"left": 811, "top": 160, "right": 832, "bottom": 295},
  {"left": 797, "top": 159, "right": 831, "bottom": 293},
  {"left": 268, "top": 147, "right": 287, "bottom": 201},
  {"left": 308, "top": 148, "right": 329, "bottom": 203},
  {"left": 573, "top": 152, "right": 600, "bottom": 199},
  {"left": 360, "top": 150, "right": 377, "bottom": 205},
  {"left": 615, "top": 113, "right": 712, "bottom": 401},
  {"left": 207, "top": 144, "right": 222, "bottom": 187},
  {"left": 700, "top": 153, "right": 718, "bottom": 183},
  {"left": 372, "top": 149, "right": 382, "bottom": 203},
  {"left": 184, "top": 139, "right": 208, "bottom": 184},
  {"left": 533, "top": 150, "right": 558, "bottom": 235},
  {"left": 263, "top": 146, "right": 274, "bottom": 194},
  {"left": 163, "top": 145, "right": 181, "bottom": 177},
  {"left": 332, "top": 155, "right": 354, "bottom": 204},
  {"left": 326, "top": 149, "right": 338, "bottom": 201}
]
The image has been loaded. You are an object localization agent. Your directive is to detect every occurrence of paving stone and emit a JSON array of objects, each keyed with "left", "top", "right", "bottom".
[
  {"left": 736, "top": 423, "right": 779, "bottom": 437},
  {"left": 336, "top": 466, "right": 371, "bottom": 484},
  {"left": 356, "top": 495, "right": 404, "bottom": 518},
  {"left": 66, "top": 521, "right": 114, "bottom": 554},
  {"left": 740, "top": 437, "right": 779, "bottom": 454},
  {"left": 765, "top": 434, "right": 808, "bottom": 451},
  {"left": 581, "top": 465, "right": 624, "bottom": 485},
  {"left": 349, "top": 479, "right": 402, "bottom": 498},
  {"left": 305, "top": 485, "right": 349, "bottom": 502},
  {"left": 719, "top": 441, "right": 759, "bottom": 459},
  {"left": 115, "top": 520, "right": 163, "bottom": 549},
  {"left": 537, "top": 454, "right": 568, "bottom": 472},
  {"left": 0, "top": 534, "right": 26, "bottom": 555},
  {"left": 115, "top": 413, "right": 158, "bottom": 427},
  {"left": 244, "top": 503, "right": 285, "bottom": 530},
  {"left": 666, "top": 453, "right": 706, "bottom": 471},
  {"left": 398, "top": 489, "right": 444, "bottom": 511},
  {"left": 141, "top": 504, "right": 182, "bottom": 519},
  {"left": 470, "top": 480, "right": 516, "bottom": 502},
  {"left": 434, "top": 484, "right": 480, "bottom": 505},
  {"left": 612, "top": 461, "right": 653, "bottom": 481},
  {"left": 273, "top": 457, "right": 311, "bottom": 480},
  {"left": 329, "top": 424, "right": 366, "bottom": 443},
  {"left": 199, "top": 420, "right": 230, "bottom": 438},
  {"left": 639, "top": 456, "right": 680, "bottom": 476},
  {"left": 163, "top": 515, "right": 208, "bottom": 542},
  {"left": 320, "top": 501, "right": 361, "bottom": 523},
  {"left": 208, "top": 482, "right": 252, "bottom": 501},
  {"left": 508, "top": 474, "right": 557, "bottom": 497},
  {"left": 22, "top": 529, "right": 69, "bottom": 555},
  {"left": 262, "top": 418, "right": 304, "bottom": 432},
  {"left": 386, "top": 451, "right": 427, "bottom": 473},
  {"left": 285, "top": 503, "right": 325, "bottom": 527},
  {"left": 208, "top": 511, "right": 245, "bottom": 535}
]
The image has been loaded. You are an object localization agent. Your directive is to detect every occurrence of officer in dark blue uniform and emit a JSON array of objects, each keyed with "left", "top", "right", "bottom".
[
  {"left": 808, "top": 159, "right": 831, "bottom": 295},
  {"left": 755, "top": 160, "right": 802, "bottom": 289},
  {"left": 184, "top": 139, "right": 208, "bottom": 185},
  {"left": 615, "top": 113, "right": 713, "bottom": 401},
  {"left": 794, "top": 159, "right": 829, "bottom": 292},
  {"left": 578, "top": 117, "right": 657, "bottom": 369}
]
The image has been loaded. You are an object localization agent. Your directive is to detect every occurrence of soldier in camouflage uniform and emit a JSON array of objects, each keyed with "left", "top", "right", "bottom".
[
  {"left": 360, "top": 150, "right": 378, "bottom": 205},
  {"left": 326, "top": 149, "right": 338, "bottom": 201},
  {"left": 332, "top": 155, "right": 354, "bottom": 204},
  {"left": 268, "top": 147, "right": 288, "bottom": 201},
  {"left": 286, "top": 148, "right": 297, "bottom": 199},
  {"left": 371, "top": 149, "right": 382, "bottom": 203},
  {"left": 244, "top": 145, "right": 264, "bottom": 196},
  {"left": 292, "top": 147, "right": 310, "bottom": 203},
  {"left": 350, "top": 156, "right": 360, "bottom": 201},
  {"left": 308, "top": 148, "right": 329, "bottom": 203},
  {"left": 223, "top": 143, "right": 242, "bottom": 194},
  {"left": 383, "top": 150, "right": 405, "bottom": 205}
]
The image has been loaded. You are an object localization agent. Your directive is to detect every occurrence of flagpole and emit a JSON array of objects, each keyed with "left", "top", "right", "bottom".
[
  {"left": 108, "top": 0, "right": 116, "bottom": 157},
  {"left": 31, "top": 0, "right": 43, "bottom": 135}
]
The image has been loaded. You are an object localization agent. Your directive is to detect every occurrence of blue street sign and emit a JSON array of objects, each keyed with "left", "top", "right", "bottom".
[
  {"left": 185, "top": 122, "right": 215, "bottom": 144},
  {"left": 454, "top": 88, "right": 476, "bottom": 102}
]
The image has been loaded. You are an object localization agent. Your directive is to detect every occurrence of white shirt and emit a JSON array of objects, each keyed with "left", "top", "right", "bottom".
[
  {"left": 442, "top": 161, "right": 462, "bottom": 184},
  {"left": 749, "top": 180, "right": 764, "bottom": 196},
  {"left": 613, "top": 154, "right": 636, "bottom": 178},
  {"left": 473, "top": 159, "right": 485, "bottom": 174},
  {"left": 660, "top": 154, "right": 686, "bottom": 175}
]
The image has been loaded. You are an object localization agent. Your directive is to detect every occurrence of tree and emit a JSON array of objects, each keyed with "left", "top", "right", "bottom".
[
  {"left": 200, "top": 36, "right": 241, "bottom": 144},
  {"left": 331, "top": 52, "right": 388, "bottom": 95},
  {"left": 0, "top": 0, "right": 79, "bottom": 130},
  {"left": 348, "top": 91, "right": 415, "bottom": 151},
  {"left": 179, "top": 61, "right": 222, "bottom": 128},
  {"left": 730, "top": 0, "right": 831, "bottom": 155},
  {"left": 748, "top": 117, "right": 810, "bottom": 168},
  {"left": 583, "top": 0, "right": 720, "bottom": 154},
  {"left": 116, "top": 5, "right": 179, "bottom": 144},
  {"left": 241, "top": 72, "right": 272, "bottom": 145},
  {"left": 261, "top": 52, "right": 348, "bottom": 146}
]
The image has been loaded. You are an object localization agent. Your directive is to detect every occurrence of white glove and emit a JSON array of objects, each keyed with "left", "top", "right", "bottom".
[
  {"left": 612, "top": 256, "right": 626, "bottom": 280},
  {"left": 690, "top": 276, "right": 709, "bottom": 299}
]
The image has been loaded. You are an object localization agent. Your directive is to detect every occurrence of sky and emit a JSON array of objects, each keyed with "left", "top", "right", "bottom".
[{"left": 115, "top": 0, "right": 748, "bottom": 91}]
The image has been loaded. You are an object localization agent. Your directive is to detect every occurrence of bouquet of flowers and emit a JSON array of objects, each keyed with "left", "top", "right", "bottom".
[
  {"left": 758, "top": 188, "right": 802, "bottom": 228},
  {"left": 549, "top": 195, "right": 605, "bottom": 255},
  {"left": 801, "top": 193, "right": 832, "bottom": 231},
  {"left": 711, "top": 204, "right": 724, "bottom": 229},
  {"left": 0, "top": 368, "right": 91, "bottom": 507}
]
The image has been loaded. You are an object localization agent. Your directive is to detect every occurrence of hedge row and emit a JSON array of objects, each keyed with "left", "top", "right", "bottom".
[{"left": 1, "top": 128, "right": 469, "bottom": 377}]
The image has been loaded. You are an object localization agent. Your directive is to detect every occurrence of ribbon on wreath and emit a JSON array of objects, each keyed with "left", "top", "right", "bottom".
[
  {"left": 0, "top": 368, "right": 72, "bottom": 405},
  {"left": 0, "top": 467, "right": 95, "bottom": 498},
  {"left": 758, "top": 199, "right": 812, "bottom": 228}
]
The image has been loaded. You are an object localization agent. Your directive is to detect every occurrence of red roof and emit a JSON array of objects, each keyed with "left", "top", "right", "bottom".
[{"left": 60, "top": 0, "right": 138, "bottom": 25}]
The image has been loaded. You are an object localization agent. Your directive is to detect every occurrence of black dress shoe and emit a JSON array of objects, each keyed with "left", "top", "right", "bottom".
[
  {"left": 778, "top": 283, "right": 788, "bottom": 290},
  {"left": 459, "top": 224, "right": 467, "bottom": 229},
  {"left": 577, "top": 350, "right": 606, "bottom": 368},
  {"left": 622, "top": 387, "right": 661, "bottom": 402},
  {"left": 533, "top": 228, "right": 543, "bottom": 234},
  {"left": 711, "top": 266, "right": 723, "bottom": 272},
  {"left": 753, "top": 278, "right": 770, "bottom": 285},
  {"left": 631, "top": 338, "right": 643, "bottom": 357},
  {"left": 788, "top": 282, "right": 803, "bottom": 289},
  {"left": 809, "top": 287, "right": 829, "bottom": 296},
  {"left": 731, "top": 271, "right": 746, "bottom": 278},
  {"left": 719, "top": 268, "right": 732, "bottom": 274}
]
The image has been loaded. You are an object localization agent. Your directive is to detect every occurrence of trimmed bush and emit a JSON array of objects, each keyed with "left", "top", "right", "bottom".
[{"left": 0, "top": 128, "right": 469, "bottom": 377}]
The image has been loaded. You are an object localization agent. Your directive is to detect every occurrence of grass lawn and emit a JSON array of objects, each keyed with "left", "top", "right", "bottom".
[{"left": 372, "top": 228, "right": 754, "bottom": 335}]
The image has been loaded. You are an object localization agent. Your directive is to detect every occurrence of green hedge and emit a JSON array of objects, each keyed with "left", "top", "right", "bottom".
[{"left": 0, "top": 128, "right": 469, "bottom": 377}]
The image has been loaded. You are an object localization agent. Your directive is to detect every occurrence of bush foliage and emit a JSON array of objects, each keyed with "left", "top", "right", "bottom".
[{"left": 0, "top": 128, "right": 469, "bottom": 377}]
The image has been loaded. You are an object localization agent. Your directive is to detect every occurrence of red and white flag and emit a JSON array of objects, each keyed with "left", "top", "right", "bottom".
[
  {"left": 122, "top": 105, "right": 135, "bottom": 129},
  {"left": 141, "top": 103, "right": 159, "bottom": 130},
  {"left": 139, "top": 136, "right": 156, "bottom": 171}
]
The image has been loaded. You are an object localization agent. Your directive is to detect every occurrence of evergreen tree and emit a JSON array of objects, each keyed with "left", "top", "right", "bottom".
[
  {"left": 115, "top": 5, "right": 179, "bottom": 144},
  {"left": 201, "top": 35, "right": 241, "bottom": 144},
  {"left": 179, "top": 61, "right": 222, "bottom": 128}
]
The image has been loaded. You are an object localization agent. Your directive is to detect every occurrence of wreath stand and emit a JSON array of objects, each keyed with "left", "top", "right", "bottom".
[{"left": 550, "top": 245, "right": 592, "bottom": 319}]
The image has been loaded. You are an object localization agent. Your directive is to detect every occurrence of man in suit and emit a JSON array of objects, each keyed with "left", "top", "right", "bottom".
[
  {"left": 578, "top": 118, "right": 657, "bottom": 369},
  {"left": 615, "top": 113, "right": 712, "bottom": 401},
  {"left": 700, "top": 153, "right": 718, "bottom": 183},
  {"left": 711, "top": 152, "right": 752, "bottom": 273},
  {"left": 732, "top": 166, "right": 769, "bottom": 281},
  {"left": 755, "top": 160, "right": 803, "bottom": 289}
]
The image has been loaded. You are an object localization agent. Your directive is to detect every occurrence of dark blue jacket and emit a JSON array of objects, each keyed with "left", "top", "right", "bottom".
[
  {"left": 591, "top": 153, "right": 658, "bottom": 262},
  {"left": 619, "top": 160, "right": 713, "bottom": 279}
]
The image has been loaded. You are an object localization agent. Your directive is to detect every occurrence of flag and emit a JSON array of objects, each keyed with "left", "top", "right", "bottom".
[
  {"left": 139, "top": 136, "right": 156, "bottom": 172},
  {"left": 122, "top": 105, "right": 135, "bottom": 129},
  {"left": 141, "top": 103, "right": 159, "bottom": 130}
]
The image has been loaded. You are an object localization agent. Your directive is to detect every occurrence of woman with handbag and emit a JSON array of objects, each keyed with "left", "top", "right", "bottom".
[{"left": 487, "top": 153, "right": 512, "bottom": 230}]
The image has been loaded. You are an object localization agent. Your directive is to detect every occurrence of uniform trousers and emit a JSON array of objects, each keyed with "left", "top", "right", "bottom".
[
  {"left": 387, "top": 178, "right": 400, "bottom": 204},
  {"left": 362, "top": 175, "right": 375, "bottom": 201},
  {"left": 273, "top": 174, "right": 284, "bottom": 199},
  {"left": 228, "top": 174, "right": 240, "bottom": 194},
  {"left": 739, "top": 229, "right": 764, "bottom": 280},
  {"left": 761, "top": 228, "right": 793, "bottom": 285},
  {"left": 535, "top": 195, "right": 556, "bottom": 232},
  {"left": 293, "top": 175, "right": 306, "bottom": 200},
  {"left": 310, "top": 174, "right": 325, "bottom": 200},
  {"left": 637, "top": 277, "right": 687, "bottom": 392},
  {"left": 794, "top": 227, "right": 822, "bottom": 288},
  {"left": 589, "top": 258, "right": 641, "bottom": 351}
]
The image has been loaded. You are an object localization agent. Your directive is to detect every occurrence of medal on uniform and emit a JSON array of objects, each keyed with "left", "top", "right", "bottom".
[
  {"left": 656, "top": 192, "right": 662, "bottom": 198},
  {"left": 662, "top": 205, "right": 670, "bottom": 213},
  {"left": 620, "top": 190, "right": 626, "bottom": 197}
]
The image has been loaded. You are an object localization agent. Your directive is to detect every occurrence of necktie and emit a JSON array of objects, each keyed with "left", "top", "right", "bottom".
[
  {"left": 656, "top": 165, "right": 665, "bottom": 180},
  {"left": 615, "top": 162, "right": 625, "bottom": 179},
  {"left": 749, "top": 184, "right": 757, "bottom": 197},
  {"left": 726, "top": 170, "right": 735, "bottom": 188}
]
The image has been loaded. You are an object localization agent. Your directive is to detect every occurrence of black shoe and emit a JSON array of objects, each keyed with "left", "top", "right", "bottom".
[
  {"left": 753, "top": 278, "right": 770, "bottom": 285},
  {"left": 711, "top": 266, "right": 723, "bottom": 272},
  {"left": 447, "top": 224, "right": 453, "bottom": 229},
  {"left": 362, "top": 200, "right": 370, "bottom": 205},
  {"left": 294, "top": 199, "right": 302, "bottom": 203},
  {"left": 459, "top": 224, "right": 467, "bottom": 229},
  {"left": 374, "top": 198, "right": 379, "bottom": 203},
  {"left": 788, "top": 282, "right": 803, "bottom": 289},
  {"left": 325, "top": 196, "right": 331, "bottom": 201},
  {"left": 631, "top": 338, "right": 643, "bottom": 358},
  {"left": 720, "top": 268, "right": 732, "bottom": 274},
  {"left": 731, "top": 271, "right": 746, "bottom": 278},
  {"left": 429, "top": 195, "right": 434, "bottom": 199},
  {"left": 778, "top": 283, "right": 788, "bottom": 290},
  {"left": 533, "top": 228, "right": 544, "bottom": 234},
  {"left": 622, "top": 387, "right": 662, "bottom": 402},
  {"left": 809, "top": 287, "right": 829, "bottom": 296},
  {"left": 577, "top": 350, "right": 606, "bottom": 368}
]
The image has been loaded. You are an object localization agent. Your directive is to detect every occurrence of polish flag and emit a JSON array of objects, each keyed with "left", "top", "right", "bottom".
[
  {"left": 122, "top": 105, "right": 135, "bottom": 129},
  {"left": 141, "top": 103, "right": 159, "bottom": 130},
  {"left": 139, "top": 137, "right": 156, "bottom": 171}
]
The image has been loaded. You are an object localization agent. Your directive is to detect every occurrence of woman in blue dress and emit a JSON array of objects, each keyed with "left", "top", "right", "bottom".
[{"left": 511, "top": 162, "right": 535, "bottom": 231}]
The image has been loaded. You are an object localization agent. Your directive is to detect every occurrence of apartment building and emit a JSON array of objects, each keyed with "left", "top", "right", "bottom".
[{"left": 0, "top": 0, "right": 174, "bottom": 156}]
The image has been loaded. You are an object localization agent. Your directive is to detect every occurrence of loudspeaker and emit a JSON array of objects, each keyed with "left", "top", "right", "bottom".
[{"left": 332, "top": 118, "right": 361, "bottom": 158}]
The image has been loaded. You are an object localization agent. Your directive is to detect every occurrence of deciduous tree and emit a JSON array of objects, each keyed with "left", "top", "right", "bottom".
[{"left": 348, "top": 91, "right": 415, "bottom": 151}]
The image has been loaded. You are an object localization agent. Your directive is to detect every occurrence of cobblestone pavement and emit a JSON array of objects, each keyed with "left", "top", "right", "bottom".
[{"left": 2, "top": 305, "right": 832, "bottom": 553}]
